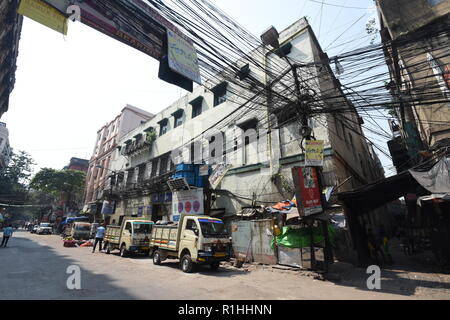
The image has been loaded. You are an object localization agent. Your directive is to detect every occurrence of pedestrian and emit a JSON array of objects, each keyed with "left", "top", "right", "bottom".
[
  {"left": 1, "top": 224, "right": 14, "bottom": 248},
  {"left": 367, "top": 228, "right": 385, "bottom": 265},
  {"left": 92, "top": 223, "right": 106, "bottom": 253},
  {"left": 379, "top": 226, "right": 393, "bottom": 264}
]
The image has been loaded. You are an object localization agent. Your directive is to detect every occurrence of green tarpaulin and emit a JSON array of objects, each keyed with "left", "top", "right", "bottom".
[{"left": 272, "top": 225, "right": 336, "bottom": 249}]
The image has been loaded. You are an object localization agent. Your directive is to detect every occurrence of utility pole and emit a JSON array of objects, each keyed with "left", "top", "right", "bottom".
[{"left": 261, "top": 26, "right": 330, "bottom": 271}]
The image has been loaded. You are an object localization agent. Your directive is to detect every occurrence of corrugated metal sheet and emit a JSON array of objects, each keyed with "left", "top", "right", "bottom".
[{"left": 231, "top": 220, "right": 276, "bottom": 265}]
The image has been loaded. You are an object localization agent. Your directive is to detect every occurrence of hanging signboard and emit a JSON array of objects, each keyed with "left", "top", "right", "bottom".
[
  {"left": 199, "top": 164, "right": 210, "bottom": 176},
  {"left": 18, "top": 0, "right": 69, "bottom": 35},
  {"left": 209, "top": 163, "right": 232, "bottom": 190},
  {"left": 167, "top": 30, "right": 201, "bottom": 85},
  {"left": 305, "top": 140, "right": 324, "bottom": 167},
  {"left": 41, "top": 0, "right": 195, "bottom": 63},
  {"left": 101, "top": 200, "right": 115, "bottom": 215},
  {"left": 42, "top": 0, "right": 163, "bottom": 59},
  {"left": 172, "top": 188, "right": 204, "bottom": 222},
  {"left": 427, "top": 53, "right": 450, "bottom": 107},
  {"left": 292, "top": 167, "right": 323, "bottom": 217},
  {"left": 444, "top": 65, "right": 450, "bottom": 90}
]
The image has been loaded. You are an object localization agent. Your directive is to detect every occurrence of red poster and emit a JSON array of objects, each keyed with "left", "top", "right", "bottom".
[
  {"left": 292, "top": 167, "right": 323, "bottom": 217},
  {"left": 444, "top": 65, "right": 450, "bottom": 90}
]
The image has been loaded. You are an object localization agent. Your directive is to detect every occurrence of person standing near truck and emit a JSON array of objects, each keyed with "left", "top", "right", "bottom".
[
  {"left": 92, "top": 223, "right": 106, "bottom": 253},
  {"left": 1, "top": 224, "right": 14, "bottom": 248}
]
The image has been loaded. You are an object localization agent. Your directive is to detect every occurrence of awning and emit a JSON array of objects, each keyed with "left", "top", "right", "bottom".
[{"left": 338, "top": 171, "right": 427, "bottom": 214}]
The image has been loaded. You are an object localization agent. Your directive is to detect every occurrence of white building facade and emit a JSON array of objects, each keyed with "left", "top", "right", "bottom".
[{"left": 103, "top": 18, "right": 384, "bottom": 225}]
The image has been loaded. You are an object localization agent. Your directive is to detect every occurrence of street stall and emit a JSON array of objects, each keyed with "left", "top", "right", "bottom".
[{"left": 338, "top": 155, "right": 450, "bottom": 269}]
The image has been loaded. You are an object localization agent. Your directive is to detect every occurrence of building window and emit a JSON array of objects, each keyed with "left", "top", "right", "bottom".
[
  {"left": 212, "top": 82, "right": 228, "bottom": 107},
  {"left": 172, "top": 109, "right": 184, "bottom": 128},
  {"left": 190, "top": 96, "right": 203, "bottom": 119},
  {"left": 237, "top": 118, "right": 258, "bottom": 165},
  {"left": 151, "top": 159, "right": 158, "bottom": 177},
  {"left": 159, "top": 154, "right": 171, "bottom": 176},
  {"left": 158, "top": 119, "right": 169, "bottom": 136},
  {"left": 348, "top": 133, "right": 354, "bottom": 147},
  {"left": 341, "top": 123, "right": 347, "bottom": 142}
]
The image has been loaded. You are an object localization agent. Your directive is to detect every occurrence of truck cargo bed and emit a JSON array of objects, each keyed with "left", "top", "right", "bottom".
[
  {"left": 104, "top": 225, "right": 121, "bottom": 244},
  {"left": 151, "top": 225, "right": 179, "bottom": 251}
]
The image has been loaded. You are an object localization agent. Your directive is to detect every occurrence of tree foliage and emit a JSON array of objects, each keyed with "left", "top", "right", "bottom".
[
  {"left": 0, "top": 150, "right": 35, "bottom": 199},
  {"left": 30, "top": 168, "right": 86, "bottom": 197}
]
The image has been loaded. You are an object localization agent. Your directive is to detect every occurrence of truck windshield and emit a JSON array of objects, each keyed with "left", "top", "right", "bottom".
[
  {"left": 199, "top": 219, "right": 227, "bottom": 237},
  {"left": 133, "top": 222, "right": 152, "bottom": 234},
  {"left": 75, "top": 225, "right": 90, "bottom": 231}
]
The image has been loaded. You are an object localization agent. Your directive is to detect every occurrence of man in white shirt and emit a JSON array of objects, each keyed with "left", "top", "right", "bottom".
[{"left": 92, "top": 223, "right": 106, "bottom": 253}]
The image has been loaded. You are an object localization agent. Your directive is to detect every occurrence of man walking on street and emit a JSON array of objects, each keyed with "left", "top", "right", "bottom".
[
  {"left": 92, "top": 223, "right": 106, "bottom": 253},
  {"left": 1, "top": 224, "right": 14, "bottom": 248}
]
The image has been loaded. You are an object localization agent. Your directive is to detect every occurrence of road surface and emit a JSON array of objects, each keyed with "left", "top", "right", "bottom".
[{"left": 0, "top": 230, "right": 447, "bottom": 300}]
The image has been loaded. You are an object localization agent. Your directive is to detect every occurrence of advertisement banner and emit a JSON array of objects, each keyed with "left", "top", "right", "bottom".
[
  {"left": 18, "top": 0, "right": 68, "bottom": 35},
  {"left": 209, "top": 163, "right": 232, "bottom": 190},
  {"left": 42, "top": 0, "right": 164, "bottom": 59},
  {"left": 167, "top": 30, "right": 201, "bottom": 85},
  {"left": 305, "top": 140, "right": 324, "bottom": 167},
  {"left": 42, "top": 0, "right": 195, "bottom": 63},
  {"left": 198, "top": 164, "right": 209, "bottom": 176},
  {"left": 292, "top": 167, "right": 323, "bottom": 217},
  {"left": 172, "top": 188, "right": 204, "bottom": 222},
  {"left": 427, "top": 53, "right": 450, "bottom": 107},
  {"left": 101, "top": 200, "right": 115, "bottom": 215}
]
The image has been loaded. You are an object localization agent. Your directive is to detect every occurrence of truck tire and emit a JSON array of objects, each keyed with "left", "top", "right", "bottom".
[
  {"left": 181, "top": 254, "right": 194, "bottom": 273},
  {"left": 120, "top": 244, "right": 128, "bottom": 258},
  {"left": 105, "top": 243, "right": 111, "bottom": 254},
  {"left": 210, "top": 262, "right": 220, "bottom": 270},
  {"left": 153, "top": 250, "right": 162, "bottom": 265}
]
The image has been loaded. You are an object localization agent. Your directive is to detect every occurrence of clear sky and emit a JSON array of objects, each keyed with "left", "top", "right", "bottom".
[{"left": 4, "top": 0, "right": 391, "bottom": 175}]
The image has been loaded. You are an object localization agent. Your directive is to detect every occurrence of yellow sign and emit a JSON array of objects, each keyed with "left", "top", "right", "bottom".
[
  {"left": 305, "top": 140, "right": 324, "bottom": 166},
  {"left": 18, "top": 0, "right": 68, "bottom": 35}
]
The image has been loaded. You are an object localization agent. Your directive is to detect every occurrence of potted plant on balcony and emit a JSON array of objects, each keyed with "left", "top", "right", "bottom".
[{"left": 145, "top": 130, "right": 157, "bottom": 147}]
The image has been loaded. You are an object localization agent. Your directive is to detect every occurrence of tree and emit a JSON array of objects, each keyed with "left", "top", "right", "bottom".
[
  {"left": 30, "top": 168, "right": 86, "bottom": 212},
  {"left": 0, "top": 150, "right": 35, "bottom": 202}
]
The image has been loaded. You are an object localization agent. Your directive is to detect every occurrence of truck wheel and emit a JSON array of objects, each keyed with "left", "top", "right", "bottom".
[
  {"left": 120, "top": 244, "right": 128, "bottom": 258},
  {"left": 105, "top": 243, "right": 111, "bottom": 254},
  {"left": 210, "top": 262, "right": 220, "bottom": 270},
  {"left": 181, "top": 254, "right": 194, "bottom": 273},
  {"left": 153, "top": 250, "right": 162, "bottom": 265}
]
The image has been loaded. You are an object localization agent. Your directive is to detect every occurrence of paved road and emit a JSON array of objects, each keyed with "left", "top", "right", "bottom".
[{"left": 0, "top": 231, "right": 442, "bottom": 300}]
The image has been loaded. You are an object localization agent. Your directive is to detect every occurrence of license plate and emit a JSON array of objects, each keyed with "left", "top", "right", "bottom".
[
  {"left": 214, "top": 252, "right": 226, "bottom": 257},
  {"left": 141, "top": 247, "right": 149, "bottom": 250}
]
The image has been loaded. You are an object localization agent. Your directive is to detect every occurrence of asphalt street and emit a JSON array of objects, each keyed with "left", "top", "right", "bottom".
[{"left": 0, "top": 230, "right": 446, "bottom": 300}]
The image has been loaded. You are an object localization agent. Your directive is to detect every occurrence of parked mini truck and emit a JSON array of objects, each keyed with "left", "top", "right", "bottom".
[
  {"left": 71, "top": 222, "right": 91, "bottom": 240},
  {"left": 150, "top": 215, "right": 231, "bottom": 273},
  {"left": 104, "top": 218, "right": 153, "bottom": 257}
]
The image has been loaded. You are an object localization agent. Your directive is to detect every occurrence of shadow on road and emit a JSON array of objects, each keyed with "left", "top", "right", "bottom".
[
  {"left": 154, "top": 260, "right": 249, "bottom": 277},
  {"left": 0, "top": 234, "right": 138, "bottom": 300},
  {"left": 324, "top": 261, "right": 450, "bottom": 297}
]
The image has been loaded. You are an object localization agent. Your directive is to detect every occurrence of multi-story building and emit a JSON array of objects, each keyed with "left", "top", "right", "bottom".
[
  {"left": 0, "top": 0, "right": 23, "bottom": 118},
  {"left": 102, "top": 18, "right": 384, "bottom": 226},
  {"left": 83, "top": 105, "right": 155, "bottom": 216},
  {"left": 377, "top": 0, "right": 450, "bottom": 171},
  {"left": 0, "top": 122, "right": 11, "bottom": 168},
  {"left": 64, "top": 157, "right": 89, "bottom": 172}
]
